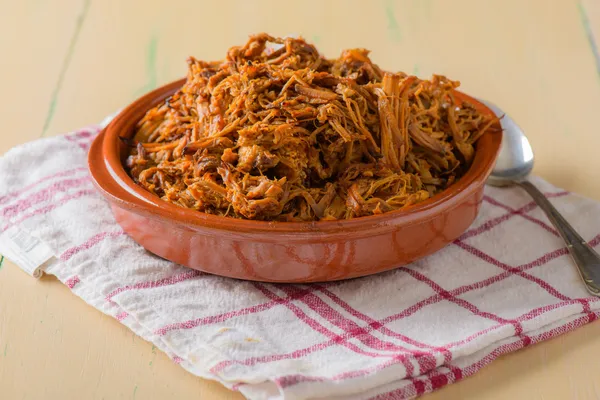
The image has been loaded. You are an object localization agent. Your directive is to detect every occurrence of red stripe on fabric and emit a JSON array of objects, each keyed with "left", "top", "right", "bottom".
[
  {"left": 276, "top": 285, "right": 418, "bottom": 376},
  {"left": 459, "top": 202, "right": 537, "bottom": 241},
  {"left": 64, "top": 134, "right": 88, "bottom": 151},
  {"left": 430, "top": 373, "right": 448, "bottom": 390},
  {"left": 587, "top": 312, "right": 598, "bottom": 323},
  {"left": 154, "top": 285, "right": 331, "bottom": 336},
  {"left": 211, "top": 252, "right": 595, "bottom": 379},
  {"left": 0, "top": 167, "right": 87, "bottom": 206},
  {"left": 314, "top": 285, "right": 451, "bottom": 362},
  {"left": 59, "top": 230, "right": 125, "bottom": 261},
  {"left": 274, "top": 289, "right": 600, "bottom": 389},
  {"left": 455, "top": 238, "right": 598, "bottom": 316},
  {"left": 130, "top": 275, "right": 346, "bottom": 337},
  {"left": 224, "top": 284, "right": 550, "bottom": 388},
  {"left": 589, "top": 234, "right": 600, "bottom": 247},
  {"left": 106, "top": 269, "right": 202, "bottom": 301},
  {"left": 65, "top": 126, "right": 100, "bottom": 141},
  {"left": 306, "top": 286, "right": 449, "bottom": 381},
  {"left": 413, "top": 379, "right": 426, "bottom": 396},
  {"left": 455, "top": 236, "right": 597, "bottom": 315},
  {"left": 454, "top": 240, "right": 572, "bottom": 301},
  {"left": 368, "top": 358, "right": 495, "bottom": 400},
  {"left": 300, "top": 312, "right": 600, "bottom": 400},
  {"left": 1, "top": 176, "right": 91, "bottom": 218},
  {"left": 210, "top": 284, "right": 406, "bottom": 375},
  {"left": 451, "top": 366, "right": 463, "bottom": 381},
  {"left": 437, "top": 298, "right": 600, "bottom": 350},
  {"left": 65, "top": 275, "right": 80, "bottom": 289},
  {"left": 274, "top": 354, "right": 412, "bottom": 388},
  {"left": 209, "top": 238, "right": 597, "bottom": 379},
  {"left": 2, "top": 189, "right": 96, "bottom": 231},
  {"left": 404, "top": 268, "right": 525, "bottom": 335},
  {"left": 156, "top": 283, "right": 352, "bottom": 337},
  {"left": 245, "top": 232, "right": 600, "bottom": 391},
  {"left": 155, "top": 299, "right": 281, "bottom": 336},
  {"left": 459, "top": 191, "right": 569, "bottom": 241},
  {"left": 279, "top": 286, "right": 420, "bottom": 354},
  {"left": 254, "top": 284, "right": 397, "bottom": 359},
  {"left": 75, "top": 131, "right": 93, "bottom": 139},
  {"left": 115, "top": 311, "right": 129, "bottom": 321},
  {"left": 376, "top": 294, "right": 443, "bottom": 325},
  {"left": 463, "top": 312, "right": 596, "bottom": 378},
  {"left": 257, "top": 298, "right": 600, "bottom": 390},
  {"left": 211, "top": 335, "right": 348, "bottom": 374},
  {"left": 72, "top": 128, "right": 97, "bottom": 139},
  {"left": 483, "top": 195, "right": 560, "bottom": 236}
]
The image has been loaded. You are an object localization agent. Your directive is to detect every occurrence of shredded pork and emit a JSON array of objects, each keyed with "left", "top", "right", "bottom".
[{"left": 126, "top": 34, "right": 498, "bottom": 221}]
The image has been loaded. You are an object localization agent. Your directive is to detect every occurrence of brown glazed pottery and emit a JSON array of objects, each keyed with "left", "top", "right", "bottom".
[{"left": 88, "top": 78, "right": 502, "bottom": 283}]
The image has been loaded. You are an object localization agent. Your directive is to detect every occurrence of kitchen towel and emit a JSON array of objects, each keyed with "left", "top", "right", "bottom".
[{"left": 1, "top": 124, "right": 599, "bottom": 400}]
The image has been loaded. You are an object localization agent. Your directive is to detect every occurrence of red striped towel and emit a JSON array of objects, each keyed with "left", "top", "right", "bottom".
[{"left": 1, "top": 125, "right": 599, "bottom": 399}]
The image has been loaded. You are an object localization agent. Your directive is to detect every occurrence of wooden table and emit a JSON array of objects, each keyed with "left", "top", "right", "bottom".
[{"left": 2, "top": 1, "right": 600, "bottom": 398}]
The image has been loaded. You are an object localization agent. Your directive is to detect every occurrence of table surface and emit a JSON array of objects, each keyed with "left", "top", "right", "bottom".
[{"left": 2, "top": 0, "right": 600, "bottom": 399}]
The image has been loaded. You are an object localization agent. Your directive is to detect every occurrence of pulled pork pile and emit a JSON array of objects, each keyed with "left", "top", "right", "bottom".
[{"left": 126, "top": 34, "right": 497, "bottom": 221}]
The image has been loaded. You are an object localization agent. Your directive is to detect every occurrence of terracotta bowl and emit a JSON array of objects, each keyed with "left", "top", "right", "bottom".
[{"left": 88, "top": 78, "right": 502, "bottom": 283}]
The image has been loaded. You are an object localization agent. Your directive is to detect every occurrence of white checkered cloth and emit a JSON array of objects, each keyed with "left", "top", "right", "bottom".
[{"left": 1, "top": 125, "right": 599, "bottom": 400}]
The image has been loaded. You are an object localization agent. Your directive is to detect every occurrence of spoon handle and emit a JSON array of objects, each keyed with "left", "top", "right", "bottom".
[{"left": 517, "top": 180, "right": 600, "bottom": 296}]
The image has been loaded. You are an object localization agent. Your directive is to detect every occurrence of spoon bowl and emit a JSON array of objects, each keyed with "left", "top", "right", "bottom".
[{"left": 479, "top": 100, "right": 534, "bottom": 187}]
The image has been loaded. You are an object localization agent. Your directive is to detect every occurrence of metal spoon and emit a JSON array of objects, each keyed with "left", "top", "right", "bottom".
[{"left": 482, "top": 100, "right": 600, "bottom": 296}]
